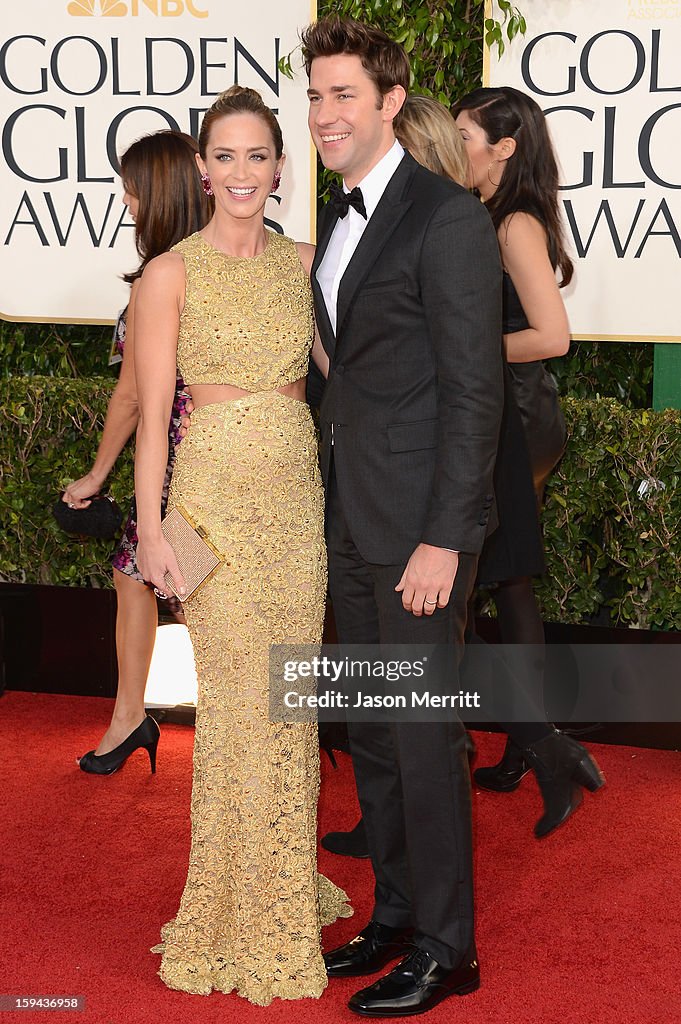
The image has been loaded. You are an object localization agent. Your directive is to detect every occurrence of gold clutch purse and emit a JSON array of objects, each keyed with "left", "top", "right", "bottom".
[{"left": 160, "top": 505, "right": 223, "bottom": 603}]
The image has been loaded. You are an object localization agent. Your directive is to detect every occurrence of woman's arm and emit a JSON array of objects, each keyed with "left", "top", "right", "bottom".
[
  {"left": 133, "top": 252, "right": 186, "bottom": 596},
  {"left": 499, "top": 212, "right": 571, "bottom": 363},
  {"left": 311, "top": 325, "right": 330, "bottom": 379},
  {"left": 63, "top": 281, "right": 142, "bottom": 508},
  {"left": 296, "top": 240, "right": 329, "bottom": 379}
]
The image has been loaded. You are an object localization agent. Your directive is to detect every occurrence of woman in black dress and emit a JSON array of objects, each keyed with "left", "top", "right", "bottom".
[{"left": 453, "top": 86, "right": 604, "bottom": 835}]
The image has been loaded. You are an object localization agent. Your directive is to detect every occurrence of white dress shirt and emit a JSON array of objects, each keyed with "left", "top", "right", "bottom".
[{"left": 316, "top": 140, "right": 405, "bottom": 335}]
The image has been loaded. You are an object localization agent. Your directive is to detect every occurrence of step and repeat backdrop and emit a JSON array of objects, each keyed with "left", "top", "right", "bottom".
[
  {"left": 0, "top": 0, "right": 316, "bottom": 323},
  {"left": 486, "top": 0, "right": 681, "bottom": 342},
  {"left": 3, "top": 1, "right": 678, "bottom": 336}
]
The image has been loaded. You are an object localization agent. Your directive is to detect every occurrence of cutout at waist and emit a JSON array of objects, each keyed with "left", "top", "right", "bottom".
[{"left": 189, "top": 378, "right": 306, "bottom": 410}]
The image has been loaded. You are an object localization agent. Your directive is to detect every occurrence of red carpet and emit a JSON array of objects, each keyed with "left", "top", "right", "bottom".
[{"left": 1, "top": 691, "right": 680, "bottom": 1024}]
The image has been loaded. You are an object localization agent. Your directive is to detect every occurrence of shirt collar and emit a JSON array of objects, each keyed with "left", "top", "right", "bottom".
[{"left": 344, "top": 140, "right": 405, "bottom": 221}]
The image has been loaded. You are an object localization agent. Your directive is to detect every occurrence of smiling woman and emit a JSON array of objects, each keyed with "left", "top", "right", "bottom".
[
  {"left": 196, "top": 87, "right": 284, "bottom": 224},
  {"left": 132, "top": 85, "right": 350, "bottom": 1005}
]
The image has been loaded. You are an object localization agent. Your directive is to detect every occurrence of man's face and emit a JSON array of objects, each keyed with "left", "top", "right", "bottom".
[{"left": 308, "top": 53, "right": 392, "bottom": 189}]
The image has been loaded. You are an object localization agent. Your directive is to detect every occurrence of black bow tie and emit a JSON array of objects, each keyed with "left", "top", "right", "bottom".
[{"left": 328, "top": 182, "right": 367, "bottom": 220}]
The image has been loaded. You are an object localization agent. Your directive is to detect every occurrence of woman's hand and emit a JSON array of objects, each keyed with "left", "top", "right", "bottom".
[
  {"left": 178, "top": 396, "right": 194, "bottom": 439},
  {"left": 62, "top": 471, "right": 105, "bottom": 509},
  {"left": 137, "top": 535, "right": 186, "bottom": 599}
]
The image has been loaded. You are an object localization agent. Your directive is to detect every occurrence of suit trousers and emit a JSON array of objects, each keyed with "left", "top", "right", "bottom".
[{"left": 325, "top": 469, "right": 478, "bottom": 968}]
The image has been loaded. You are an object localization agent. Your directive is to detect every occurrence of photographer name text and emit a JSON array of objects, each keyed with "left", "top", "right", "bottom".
[{"left": 283, "top": 690, "right": 481, "bottom": 710}]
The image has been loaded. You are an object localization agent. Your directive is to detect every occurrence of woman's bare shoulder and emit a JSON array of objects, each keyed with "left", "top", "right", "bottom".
[
  {"left": 143, "top": 250, "right": 185, "bottom": 278},
  {"left": 498, "top": 210, "right": 546, "bottom": 248},
  {"left": 295, "top": 240, "right": 316, "bottom": 276}
]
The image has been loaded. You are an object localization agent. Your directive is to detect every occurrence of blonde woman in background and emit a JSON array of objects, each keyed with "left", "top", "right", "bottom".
[{"left": 396, "top": 93, "right": 470, "bottom": 185}]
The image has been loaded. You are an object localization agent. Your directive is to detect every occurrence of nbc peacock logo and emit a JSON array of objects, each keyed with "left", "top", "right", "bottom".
[
  {"left": 67, "top": 0, "right": 208, "bottom": 17},
  {"left": 67, "top": 0, "right": 127, "bottom": 13}
]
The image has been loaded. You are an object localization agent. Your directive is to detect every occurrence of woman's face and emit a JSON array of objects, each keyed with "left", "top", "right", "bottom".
[
  {"left": 455, "top": 110, "right": 501, "bottom": 199},
  {"left": 198, "top": 112, "right": 283, "bottom": 220},
  {"left": 122, "top": 183, "right": 139, "bottom": 221}
]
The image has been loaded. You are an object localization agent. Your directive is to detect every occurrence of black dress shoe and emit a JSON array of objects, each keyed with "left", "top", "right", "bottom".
[
  {"left": 324, "top": 921, "right": 414, "bottom": 978},
  {"left": 321, "top": 818, "right": 370, "bottom": 858},
  {"left": 473, "top": 735, "right": 530, "bottom": 792},
  {"left": 348, "top": 946, "right": 480, "bottom": 1016}
]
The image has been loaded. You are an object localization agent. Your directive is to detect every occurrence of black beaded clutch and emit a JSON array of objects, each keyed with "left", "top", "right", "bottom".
[{"left": 52, "top": 493, "right": 123, "bottom": 540}]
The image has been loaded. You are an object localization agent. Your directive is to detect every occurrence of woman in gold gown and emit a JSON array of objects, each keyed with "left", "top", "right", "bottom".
[{"left": 134, "top": 86, "right": 350, "bottom": 1006}]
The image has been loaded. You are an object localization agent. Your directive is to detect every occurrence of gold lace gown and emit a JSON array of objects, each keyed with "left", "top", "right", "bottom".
[{"left": 154, "top": 230, "right": 351, "bottom": 1005}]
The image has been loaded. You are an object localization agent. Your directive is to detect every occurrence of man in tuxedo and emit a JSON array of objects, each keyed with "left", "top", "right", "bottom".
[{"left": 302, "top": 16, "right": 503, "bottom": 1018}]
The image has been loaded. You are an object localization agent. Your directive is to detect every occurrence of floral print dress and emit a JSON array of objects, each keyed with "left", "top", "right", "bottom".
[{"left": 111, "top": 307, "right": 189, "bottom": 582}]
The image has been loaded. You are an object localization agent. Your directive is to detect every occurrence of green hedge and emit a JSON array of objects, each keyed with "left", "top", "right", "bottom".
[
  {"left": 0, "top": 313, "right": 655, "bottom": 409},
  {"left": 0, "top": 377, "right": 132, "bottom": 587},
  {"left": 1, "top": 379, "right": 679, "bottom": 629},
  {"left": 0, "top": 321, "right": 115, "bottom": 380},
  {"left": 537, "top": 398, "right": 680, "bottom": 630}
]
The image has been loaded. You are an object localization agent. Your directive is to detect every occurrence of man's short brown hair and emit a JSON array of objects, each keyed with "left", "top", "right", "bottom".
[{"left": 301, "top": 16, "right": 411, "bottom": 101}]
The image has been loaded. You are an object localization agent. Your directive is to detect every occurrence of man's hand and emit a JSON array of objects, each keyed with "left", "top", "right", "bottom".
[
  {"left": 178, "top": 396, "right": 194, "bottom": 439},
  {"left": 395, "top": 543, "right": 459, "bottom": 617}
]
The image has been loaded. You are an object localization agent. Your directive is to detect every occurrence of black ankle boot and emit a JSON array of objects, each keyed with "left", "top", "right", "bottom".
[
  {"left": 523, "top": 731, "right": 605, "bottom": 838},
  {"left": 473, "top": 736, "right": 530, "bottom": 792}
]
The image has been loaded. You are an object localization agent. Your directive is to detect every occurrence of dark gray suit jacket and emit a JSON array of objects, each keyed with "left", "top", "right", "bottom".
[{"left": 311, "top": 152, "right": 503, "bottom": 565}]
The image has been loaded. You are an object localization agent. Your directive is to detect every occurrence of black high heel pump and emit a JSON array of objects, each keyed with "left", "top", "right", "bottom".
[{"left": 78, "top": 715, "right": 160, "bottom": 775}]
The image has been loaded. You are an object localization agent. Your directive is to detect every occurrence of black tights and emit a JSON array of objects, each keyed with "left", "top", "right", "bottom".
[
  {"left": 468, "top": 576, "right": 553, "bottom": 748},
  {"left": 494, "top": 576, "right": 545, "bottom": 645}
]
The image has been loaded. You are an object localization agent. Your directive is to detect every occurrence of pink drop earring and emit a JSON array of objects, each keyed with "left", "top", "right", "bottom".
[
  {"left": 271, "top": 170, "right": 282, "bottom": 193},
  {"left": 201, "top": 172, "right": 214, "bottom": 197}
]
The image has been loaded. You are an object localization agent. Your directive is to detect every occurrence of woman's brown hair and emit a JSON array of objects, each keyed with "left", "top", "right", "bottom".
[
  {"left": 453, "top": 86, "right": 573, "bottom": 287},
  {"left": 120, "top": 130, "right": 213, "bottom": 284},
  {"left": 198, "top": 85, "right": 283, "bottom": 161}
]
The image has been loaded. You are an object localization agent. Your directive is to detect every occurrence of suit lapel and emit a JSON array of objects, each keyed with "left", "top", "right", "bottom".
[
  {"left": 311, "top": 201, "right": 339, "bottom": 356},
  {"left": 335, "top": 154, "right": 416, "bottom": 344}
]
